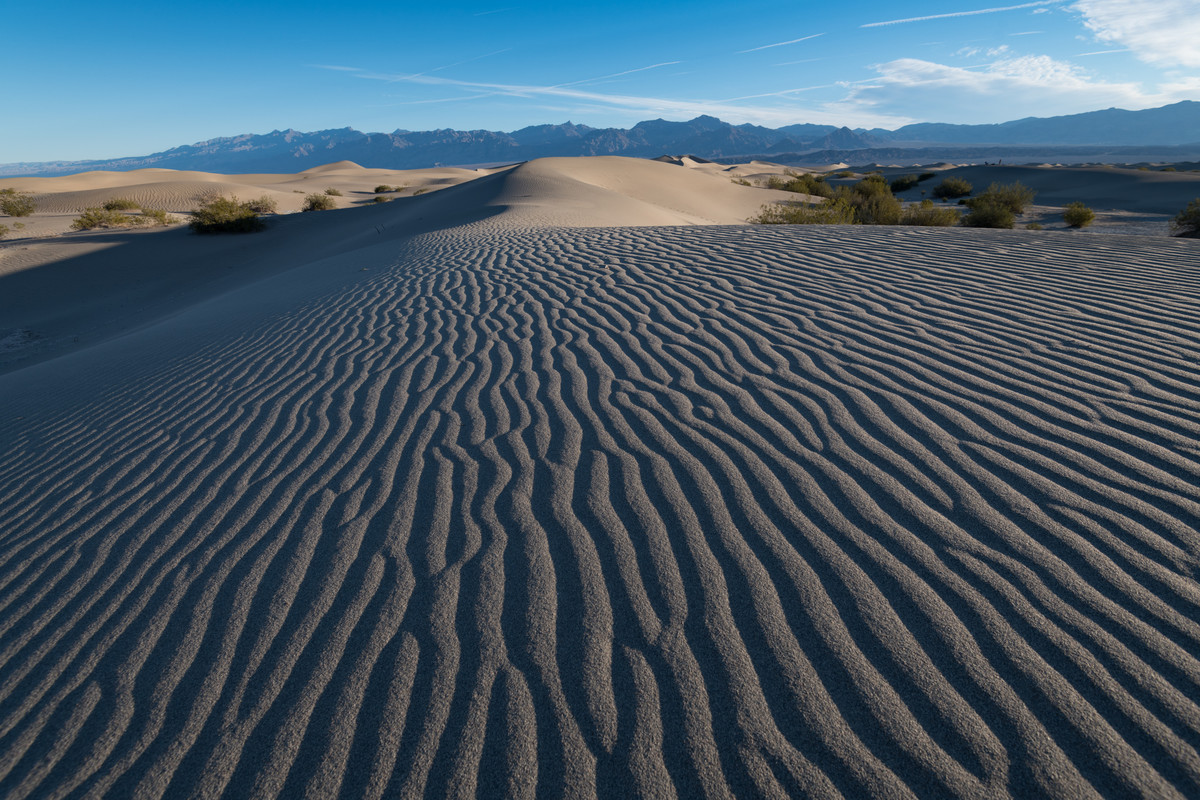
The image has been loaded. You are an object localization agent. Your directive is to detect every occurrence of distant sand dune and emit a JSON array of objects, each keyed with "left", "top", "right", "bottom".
[{"left": 2, "top": 203, "right": 1199, "bottom": 797}]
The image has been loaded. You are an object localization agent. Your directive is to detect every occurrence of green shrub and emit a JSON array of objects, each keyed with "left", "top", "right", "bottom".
[
  {"left": 751, "top": 199, "right": 857, "bottom": 225},
  {"left": 1062, "top": 201, "right": 1095, "bottom": 228},
  {"left": 245, "top": 195, "right": 278, "bottom": 214},
  {"left": 918, "top": 172, "right": 936, "bottom": 182},
  {"left": 371, "top": 196, "right": 390, "bottom": 203},
  {"left": 932, "top": 177, "right": 972, "bottom": 199},
  {"left": 1026, "top": 222, "right": 1044, "bottom": 230},
  {"left": 901, "top": 200, "right": 959, "bottom": 226},
  {"left": 889, "top": 174, "right": 919, "bottom": 193},
  {"left": 832, "top": 175, "right": 901, "bottom": 225},
  {"left": 833, "top": 170, "right": 854, "bottom": 178},
  {"left": 374, "top": 184, "right": 395, "bottom": 193},
  {"left": 71, "top": 207, "right": 138, "bottom": 230},
  {"left": 140, "top": 208, "right": 173, "bottom": 226},
  {"left": 731, "top": 177, "right": 752, "bottom": 186},
  {"left": 974, "top": 182, "right": 1036, "bottom": 213},
  {"left": 302, "top": 193, "right": 337, "bottom": 211},
  {"left": 102, "top": 197, "right": 140, "bottom": 211},
  {"left": 961, "top": 200, "right": 1015, "bottom": 229},
  {"left": 0, "top": 189, "right": 35, "bottom": 217},
  {"left": 1170, "top": 198, "right": 1200, "bottom": 237},
  {"left": 324, "top": 187, "right": 342, "bottom": 196},
  {"left": 1162, "top": 166, "right": 1177, "bottom": 172},
  {"left": 766, "top": 172, "right": 835, "bottom": 198},
  {"left": 189, "top": 196, "right": 265, "bottom": 233}
]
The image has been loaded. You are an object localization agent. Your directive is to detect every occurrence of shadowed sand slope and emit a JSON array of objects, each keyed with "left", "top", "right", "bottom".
[{"left": 1, "top": 219, "right": 1199, "bottom": 798}]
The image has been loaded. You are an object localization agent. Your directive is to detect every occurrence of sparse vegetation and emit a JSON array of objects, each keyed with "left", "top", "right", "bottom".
[
  {"left": 1062, "top": 201, "right": 1095, "bottom": 228},
  {"left": 71, "top": 208, "right": 138, "bottom": 230},
  {"left": 1170, "top": 198, "right": 1200, "bottom": 237},
  {"left": 412, "top": 187, "right": 429, "bottom": 195},
  {"left": 189, "top": 196, "right": 265, "bottom": 233},
  {"left": 765, "top": 172, "right": 835, "bottom": 198},
  {"left": 751, "top": 199, "right": 857, "bottom": 225},
  {"left": 931, "top": 177, "right": 972, "bottom": 199},
  {"left": 958, "top": 182, "right": 1038, "bottom": 229},
  {"left": 374, "top": 184, "right": 403, "bottom": 193},
  {"left": 918, "top": 172, "right": 936, "bottom": 182},
  {"left": 730, "top": 177, "right": 752, "bottom": 186},
  {"left": 302, "top": 193, "right": 337, "bottom": 211},
  {"left": 244, "top": 195, "right": 278, "bottom": 214},
  {"left": 833, "top": 170, "right": 854, "bottom": 178},
  {"left": 0, "top": 188, "right": 36, "bottom": 217},
  {"left": 1162, "top": 166, "right": 1177, "bottom": 172},
  {"left": 832, "top": 174, "right": 901, "bottom": 225},
  {"left": 102, "top": 197, "right": 140, "bottom": 211},
  {"left": 140, "top": 208, "right": 173, "bottom": 226},
  {"left": 0, "top": 224, "right": 8, "bottom": 239},
  {"left": 1026, "top": 222, "right": 1044, "bottom": 230},
  {"left": 900, "top": 200, "right": 959, "bottom": 227},
  {"left": 371, "top": 196, "right": 390, "bottom": 203},
  {"left": 324, "top": 187, "right": 343, "bottom": 196},
  {"left": 889, "top": 174, "right": 920, "bottom": 193}
]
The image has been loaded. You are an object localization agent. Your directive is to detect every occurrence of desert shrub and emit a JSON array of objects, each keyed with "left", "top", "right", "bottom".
[
  {"left": 731, "top": 177, "right": 752, "bottom": 186},
  {"left": 244, "top": 195, "right": 278, "bottom": 213},
  {"left": 1026, "top": 222, "right": 1044, "bottom": 230},
  {"left": 140, "top": 208, "right": 173, "bottom": 226},
  {"left": 834, "top": 170, "right": 854, "bottom": 178},
  {"left": 302, "top": 193, "right": 337, "bottom": 211},
  {"left": 102, "top": 197, "right": 140, "bottom": 211},
  {"left": 72, "top": 207, "right": 138, "bottom": 230},
  {"left": 189, "top": 196, "right": 265, "bottom": 233},
  {"left": 767, "top": 172, "right": 835, "bottom": 198},
  {"left": 918, "top": 172, "right": 936, "bottom": 182},
  {"left": 974, "top": 181, "right": 1036, "bottom": 214},
  {"left": 901, "top": 200, "right": 959, "bottom": 226},
  {"left": 1062, "top": 201, "right": 1095, "bottom": 228},
  {"left": 960, "top": 199, "right": 1015, "bottom": 229},
  {"left": 0, "top": 189, "right": 35, "bottom": 217},
  {"left": 0, "top": 224, "right": 8, "bottom": 239},
  {"left": 374, "top": 184, "right": 395, "bottom": 193},
  {"left": 1162, "top": 166, "right": 1177, "bottom": 172},
  {"left": 751, "top": 199, "right": 857, "bottom": 225},
  {"left": 832, "top": 175, "right": 901, "bottom": 225},
  {"left": 371, "top": 196, "right": 390, "bottom": 203},
  {"left": 931, "top": 177, "right": 972, "bottom": 199},
  {"left": 1170, "top": 198, "right": 1200, "bottom": 237},
  {"left": 889, "top": 174, "right": 919, "bottom": 193},
  {"left": 324, "top": 187, "right": 342, "bottom": 196},
  {"left": 412, "top": 187, "right": 429, "bottom": 195}
]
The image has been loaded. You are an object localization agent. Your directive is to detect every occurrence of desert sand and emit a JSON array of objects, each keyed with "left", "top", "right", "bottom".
[{"left": 1, "top": 156, "right": 1199, "bottom": 798}]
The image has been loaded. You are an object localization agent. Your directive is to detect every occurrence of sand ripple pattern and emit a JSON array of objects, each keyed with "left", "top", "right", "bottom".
[{"left": 1, "top": 225, "right": 1199, "bottom": 799}]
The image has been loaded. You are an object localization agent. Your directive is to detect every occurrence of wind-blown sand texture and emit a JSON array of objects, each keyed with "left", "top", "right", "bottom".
[{"left": 1, "top": 157, "right": 1199, "bottom": 798}]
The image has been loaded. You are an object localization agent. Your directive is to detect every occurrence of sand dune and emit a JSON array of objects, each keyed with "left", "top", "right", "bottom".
[{"left": 1, "top": 156, "right": 1199, "bottom": 798}]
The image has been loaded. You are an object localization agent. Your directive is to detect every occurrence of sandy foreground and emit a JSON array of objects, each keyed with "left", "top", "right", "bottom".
[{"left": 1, "top": 157, "right": 1199, "bottom": 798}]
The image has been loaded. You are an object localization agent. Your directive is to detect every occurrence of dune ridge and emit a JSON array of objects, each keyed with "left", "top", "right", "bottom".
[{"left": 1, "top": 204, "right": 1199, "bottom": 797}]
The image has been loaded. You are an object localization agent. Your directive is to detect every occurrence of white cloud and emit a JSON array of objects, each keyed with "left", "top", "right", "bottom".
[
  {"left": 1072, "top": 0, "right": 1200, "bottom": 67},
  {"left": 840, "top": 55, "right": 1189, "bottom": 123}
]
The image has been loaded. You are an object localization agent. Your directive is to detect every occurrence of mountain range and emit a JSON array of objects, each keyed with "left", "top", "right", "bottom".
[{"left": 4, "top": 101, "right": 1199, "bottom": 177}]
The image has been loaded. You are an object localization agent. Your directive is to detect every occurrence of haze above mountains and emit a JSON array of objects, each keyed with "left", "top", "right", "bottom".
[{"left": 4, "top": 101, "right": 1199, "bottom": 177}]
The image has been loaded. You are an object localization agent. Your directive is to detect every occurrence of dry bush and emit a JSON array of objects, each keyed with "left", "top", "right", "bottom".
[
  {"left": 931, "top": 177, "right": 972, "bottom": 199},
  {"left": 1062, "top": 202, "right": 1095, "bottom": 228},
  {"left": 0, "top": 188, "right": 35, "bottom": 217},
  {"left": 245, "top": 195, "right": 278, "bottom": 214},
  {"left": 1171, "top": 198, "right": 1200, "bottom": 237},
  {"left": 102, "top": 197, "right": 140, "bottom": 211},
  {"left": 302, "top": 193, "right": 337, "bottom": 212},
  {"left": 901, "top": 200, "right": 959, "bottom": 226},
  {"left": 324, "top": 187, "right": 343, "bottom": 196},
  {"left": 751, "top": 199, "right": 857, "bottom": 225},
  {"left": 190, "top": 196, "right": 265, "bottom": 233}
]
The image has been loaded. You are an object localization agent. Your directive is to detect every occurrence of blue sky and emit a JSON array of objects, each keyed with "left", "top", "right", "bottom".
[{"left": 4, "top": 0, "right": 1197, "bottom": 162}]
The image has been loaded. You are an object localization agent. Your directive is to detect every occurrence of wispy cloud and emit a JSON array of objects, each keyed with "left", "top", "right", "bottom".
[
  {"left": 1074, "top": 48, "right": 1132, "bottom": 55},
  {"left": 1072, "top": 0, "right": 1200, "bottom": 67},
  {"left": 737, "top": 33, "right": 825, "bottom": 54},
  {"left": 775, "top": 58, "right": 823, "bottom": 66},
  {"left": 554, "top": 62, "right": 682, "bottom": 88},
  {"left": 344, "top": 69, "right": 900, "bottom": 128},
  {"left": 861, "top": 1, "right": 1057, "bottom": 28}
]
